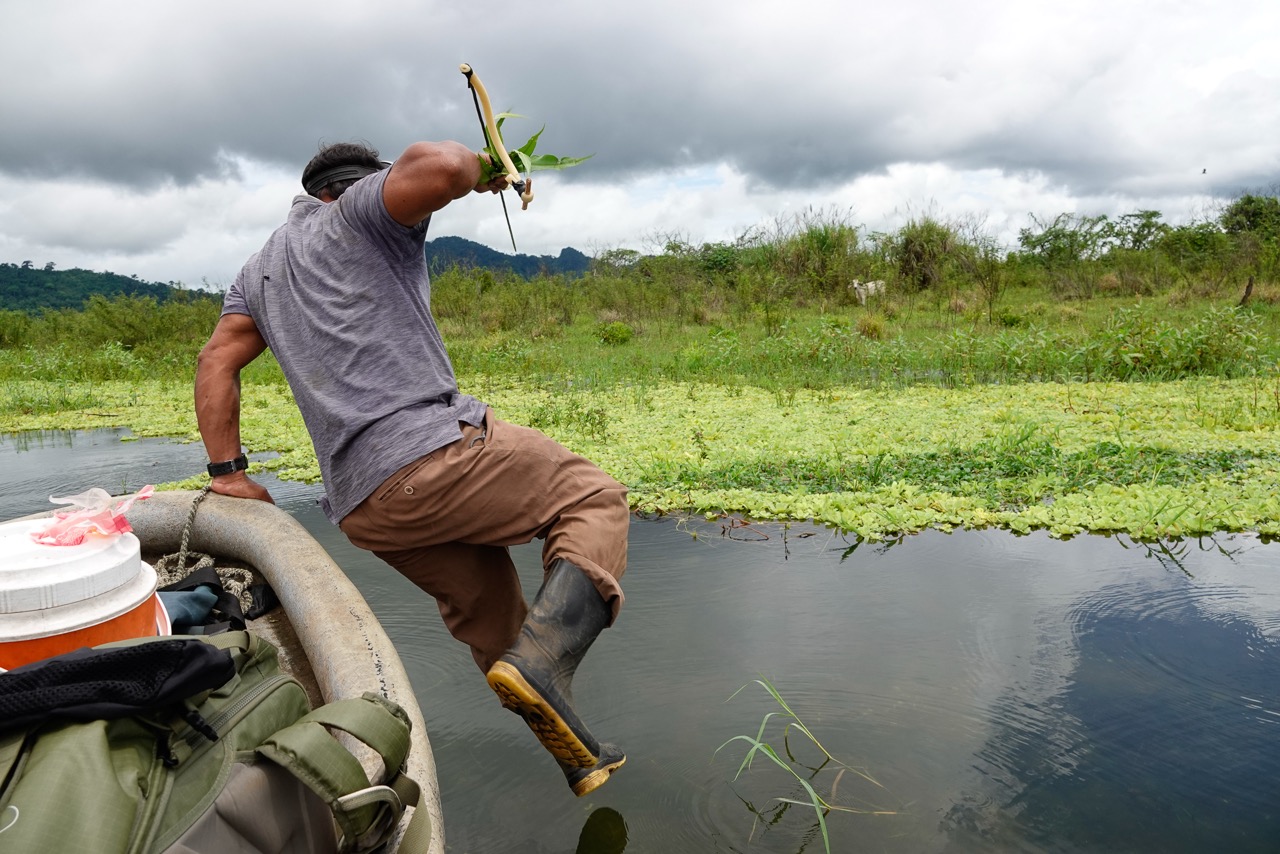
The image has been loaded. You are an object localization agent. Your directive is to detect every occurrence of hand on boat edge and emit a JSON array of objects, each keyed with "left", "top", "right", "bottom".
[{"left": 210, "top": 472, "right": 275, "bottom": 504}]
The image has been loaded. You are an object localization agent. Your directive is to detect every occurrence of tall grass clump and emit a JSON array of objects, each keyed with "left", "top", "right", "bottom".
[
  {"left": 0, "top": 310, "right": 32, "bottom": 348},
  {"left": 744, "top": 206, "right": 876, "bottom": 305},
  {"left": 716, "top": 678, "right": 893, "bottom": 854},
  {"left": 887, "top": 214, "right": 958, "bottom": 296}
]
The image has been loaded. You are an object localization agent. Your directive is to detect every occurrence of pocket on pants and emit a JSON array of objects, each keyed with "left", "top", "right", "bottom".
[{"left": 376, "top": 454, "right": 435, "bottom": 502}]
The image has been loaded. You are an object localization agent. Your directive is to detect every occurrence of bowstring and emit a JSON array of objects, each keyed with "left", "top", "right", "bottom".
[{"left": 467, "top": 80, "right": 518, "bottom": 253}]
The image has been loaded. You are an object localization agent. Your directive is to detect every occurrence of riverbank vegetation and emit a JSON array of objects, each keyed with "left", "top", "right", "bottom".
[{"left": 2, "top": 195, "right": 1279, "bottom": 541}]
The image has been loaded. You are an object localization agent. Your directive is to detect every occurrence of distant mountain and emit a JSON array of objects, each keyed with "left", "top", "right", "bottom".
[
  {"left": 0, "top": 262, "right": 203, "bottom": 313},
  {"left": 425, "top": 236, "right": 591, "bottom": 278},
  {"left": 0, "top": 237, "right": 590, "bottom": 314}
]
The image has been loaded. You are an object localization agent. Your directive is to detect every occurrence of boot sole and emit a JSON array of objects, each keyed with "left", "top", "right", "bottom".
[
  {"left": 487, "top": 661, "right": 598, "bottom": 768},
  {"left": 569, "top": 754, "right": 626, "bottom": 798}
]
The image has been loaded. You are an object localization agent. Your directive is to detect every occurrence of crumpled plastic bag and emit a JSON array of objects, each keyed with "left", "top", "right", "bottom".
[{"left": 29, "top": 485, "right": 155, "bottom": 546}]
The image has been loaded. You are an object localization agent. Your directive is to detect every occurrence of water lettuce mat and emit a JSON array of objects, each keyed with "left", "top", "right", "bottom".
[{"left": 4, "top": 377, "right": 1280, "bottom": 541}]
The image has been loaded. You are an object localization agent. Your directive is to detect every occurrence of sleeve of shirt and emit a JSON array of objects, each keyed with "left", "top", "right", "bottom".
[
  {"left": 339, "top": 170, "right": 429, "bottom": 260},
  {"left": 221, "top": 276, "right": 250, "bottom": 316}
]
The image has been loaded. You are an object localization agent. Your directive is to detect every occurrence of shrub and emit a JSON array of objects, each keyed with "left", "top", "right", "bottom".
[
  {"left": 856, "top": 313, "right": 886, "bottom": 340},
  {"left": 598, "top": 321, "right": 635, "bottom": 345}
]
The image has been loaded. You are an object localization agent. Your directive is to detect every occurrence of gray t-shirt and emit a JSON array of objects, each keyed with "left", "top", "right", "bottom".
[{"left": 222, "top": 168, "right": 487, "bottom": 523}]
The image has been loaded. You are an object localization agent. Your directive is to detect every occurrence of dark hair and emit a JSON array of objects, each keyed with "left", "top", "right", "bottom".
[{"left": 301, "top": 142, "right": 385, "bottom": 199}]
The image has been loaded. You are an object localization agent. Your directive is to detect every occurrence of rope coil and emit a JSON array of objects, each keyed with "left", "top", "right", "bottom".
[{"left": 153, "top": 486, "right": 255, "bottom": 613}]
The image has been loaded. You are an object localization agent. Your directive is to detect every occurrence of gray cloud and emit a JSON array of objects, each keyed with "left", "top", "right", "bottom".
[
  {"left": 1, "top": 0, "right": 1276, "bottom": 282},
  {"left": 6, "top": 0, "right": 1275, "bottom": 188}
]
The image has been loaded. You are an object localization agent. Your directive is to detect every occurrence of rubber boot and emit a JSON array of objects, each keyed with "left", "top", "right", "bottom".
[
  {"left": 562, "top": 742, "right": 627, "bottom": 798},
  {"left": 486, "top": 558, "right": 621, "bottom": 778}
]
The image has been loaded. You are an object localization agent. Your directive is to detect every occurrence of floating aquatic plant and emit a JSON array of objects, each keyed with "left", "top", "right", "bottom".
[{"left": 5, "top": 377, "right": 1280, "bottom": 541}]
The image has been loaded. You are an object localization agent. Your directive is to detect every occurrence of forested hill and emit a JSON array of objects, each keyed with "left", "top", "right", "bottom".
[
  {"left": 425, "top": 236, "right": 591, "bottom": 278},
  {"left": 0, "top": 262, "right": 195, "bottom": 313},
  {"left": 1, "top": 237, "right": 591, "bottom": 313}
]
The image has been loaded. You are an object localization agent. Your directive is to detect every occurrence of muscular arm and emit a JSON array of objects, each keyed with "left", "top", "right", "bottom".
[
  {"left": 195, "top": 312, "right": 274, "bottom": 503},
  {"left": 381, "top": 140, "right": 498, "bottom": 227}
]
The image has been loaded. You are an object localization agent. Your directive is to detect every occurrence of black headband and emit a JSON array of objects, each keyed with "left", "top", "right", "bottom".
[{"left": 303, "top": 161, "right": 390, "bottom": 196}]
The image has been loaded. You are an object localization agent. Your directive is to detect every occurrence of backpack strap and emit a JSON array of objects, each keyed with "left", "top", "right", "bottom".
[
  {"left": 201, "top": 629, "right": 253, "bottom": 654},
  {"left": 256, "top": 691, "right": 429, "bottom": 853}
]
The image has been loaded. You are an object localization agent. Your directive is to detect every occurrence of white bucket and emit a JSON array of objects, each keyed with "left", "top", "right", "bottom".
[{"left": 0, "top": 518, "right": 163, "bottom": 669}]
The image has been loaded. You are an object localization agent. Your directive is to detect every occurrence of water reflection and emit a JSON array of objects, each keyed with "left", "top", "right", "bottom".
[
  {"left": 945, "top": 578, "right": 1280, "bottom": 852},
  {"left": 5, "top": 430, "right": 1280, "bottom": 852}
]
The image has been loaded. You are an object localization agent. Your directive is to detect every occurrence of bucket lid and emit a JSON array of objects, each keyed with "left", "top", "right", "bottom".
[
  {"left": 0, "top": 518, "right": 143, "bottom": 613},
  {"left": 0, "top": 562, "right": 158, "bottom": 642}
]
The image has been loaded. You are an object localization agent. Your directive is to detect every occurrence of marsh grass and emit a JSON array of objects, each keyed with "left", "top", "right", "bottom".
[
  {"left": 1, "top": 266, "right": 1276, "bottom": 393},
  {"left": 717, "top": 678, "right": 895, "bottom": 853},
  {"left": 1, "top": 379, "right": 105, "bottom": 415}
]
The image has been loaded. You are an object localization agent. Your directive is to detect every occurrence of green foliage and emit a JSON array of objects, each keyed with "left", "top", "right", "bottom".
[
  {"left": 597, "top": 320, "right": 635, "bottom": 345},
  {"left": 1018, "top": 213, "right": 1112, "bottom": 267},
  {"left": 526, "top": 389, "right": 610, "bottom": 439},
  {"left": 994, "top": 307, "right": 1026, "bottom": 328},
  {"left": 698, "top": 242, "right": 740, "bottom": 277},
  {"left": 591, "top": 248, "right": 641, "bottom": 273},
  {"left": 855, "top": 313, "right": 886, "bottom": 340},
  {"left": 1, "top": 380, "right": 105, "bottom": 415},
  {"left": 0, "top": 293, "right": 221, "bottom": 382},
  {"left": 1104, "top": 210, "right": 1169, "bottom": 251},
  {"left": 928, "top": 306, "right": 1264, "bottom": 383},
  {"left": 954, "top": 216, "right": 1008, "bottom": 320},
  {"left": 1158, "top": 221, "right": 1236, "bottom": 280},
  {"left": 1094, "top": 305, "right": 1260, "bottom": 379},
  {"left": 0, "top": 310, "right": 32, "bottom": 347},
  {"left": 1219, "top": 193, "right": 1280, "bottom": 241}
]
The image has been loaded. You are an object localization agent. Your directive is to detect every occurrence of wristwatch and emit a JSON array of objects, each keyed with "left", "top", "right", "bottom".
[{"left": 207, "top": 454, "right": 248, "bottom": 477}]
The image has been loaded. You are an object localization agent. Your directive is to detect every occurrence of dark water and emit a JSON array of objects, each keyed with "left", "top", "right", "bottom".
[{"left": 4, "top": 430, "right": 1280, "bottom": 853}]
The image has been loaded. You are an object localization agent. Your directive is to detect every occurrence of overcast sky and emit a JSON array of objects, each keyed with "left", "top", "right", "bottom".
[{"left": 2, "top": 0, "right": 1277, "bottom": 289}]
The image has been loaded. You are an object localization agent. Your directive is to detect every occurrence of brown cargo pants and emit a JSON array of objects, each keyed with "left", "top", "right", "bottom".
[{"left": 339, "top": 407, "right": 629, "bottom": 672}]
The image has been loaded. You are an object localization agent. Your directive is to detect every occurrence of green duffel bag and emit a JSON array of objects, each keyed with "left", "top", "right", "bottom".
[{"left": 0, "top": 631, "right": 430, "bottom": 854}]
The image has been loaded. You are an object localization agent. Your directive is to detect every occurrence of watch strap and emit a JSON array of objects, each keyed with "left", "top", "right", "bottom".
[{"left": 207, "top": 454, "right": 248, "bottom": 477}]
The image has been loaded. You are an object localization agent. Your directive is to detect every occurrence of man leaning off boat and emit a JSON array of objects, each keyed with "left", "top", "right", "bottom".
[{"left": 193, "top": 139, "right": 629, "bottom": 797}]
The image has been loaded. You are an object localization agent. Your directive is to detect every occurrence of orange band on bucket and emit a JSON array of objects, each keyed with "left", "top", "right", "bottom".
[{"left": 0, "top": 593, "right": 161, "bottom": 670}]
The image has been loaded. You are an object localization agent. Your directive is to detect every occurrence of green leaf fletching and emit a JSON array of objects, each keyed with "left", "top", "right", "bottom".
[
  {"left": 516, "top": 126, "right": 545, "bottom": 158},
  {"left": 526, "top": 152, "right": 594, "bottom": 171},
  {"left": 511, "top": 149, "right": 533, "bottom": 175},
  {"left": 480, "top": 114, "right": 592, "bottom": 177}
]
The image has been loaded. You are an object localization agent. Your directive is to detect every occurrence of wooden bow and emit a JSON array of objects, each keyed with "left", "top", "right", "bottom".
[{"left": 460, "top": 63, "right": 531, "bottom": 251}]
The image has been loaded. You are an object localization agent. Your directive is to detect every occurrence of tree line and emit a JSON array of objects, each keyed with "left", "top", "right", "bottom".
[{"left": 0, "top": 262, "right": 194, "bottom": 313}]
